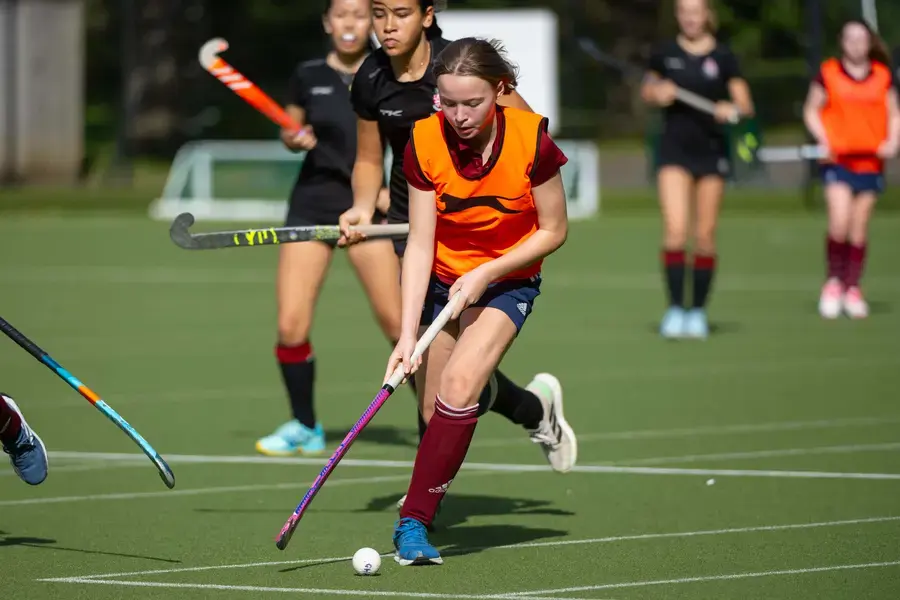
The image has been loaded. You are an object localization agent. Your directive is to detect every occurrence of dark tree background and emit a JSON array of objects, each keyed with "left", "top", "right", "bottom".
[{"left": 83, "top": 0, "right": 900, "bottom": 159}]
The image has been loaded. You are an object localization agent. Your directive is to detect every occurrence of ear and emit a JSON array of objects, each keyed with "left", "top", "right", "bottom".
[
  {"left": 322, "top": 14, "right": 332, "bottom": 35},
  {"left": 422, "top": 6, "right": 434, "bottom": 29}
]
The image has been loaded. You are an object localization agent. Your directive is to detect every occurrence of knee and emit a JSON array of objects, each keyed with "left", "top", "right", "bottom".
[
  {"left": 663, "top": 224, "right": 688, "bottom": 250},
  {"left": 438, "top": 369, "right": 480, "bottom": 410},
  {"left": 277, "top": 311, "right": 311, "bottom": 346},
  {"left": 375, "top": 309, "right": 402, "bottom": 342}
]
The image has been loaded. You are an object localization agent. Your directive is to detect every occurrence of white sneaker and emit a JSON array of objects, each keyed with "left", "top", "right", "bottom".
[
  {"left": 526, "top": 373, "right": 577, "bottom": 473},
  {"left": 818, "top": 278, "right": 843, "bottom": 319},
  {"left": 842, "top": 286, "right": 869, "bottom": 319}
]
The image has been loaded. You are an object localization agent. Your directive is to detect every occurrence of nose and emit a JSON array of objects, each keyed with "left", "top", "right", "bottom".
[{"left": 384, "top": 13, "right": 397, "bottom": 31}]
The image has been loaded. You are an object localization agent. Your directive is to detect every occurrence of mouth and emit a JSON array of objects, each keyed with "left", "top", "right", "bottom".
[
  {"left": 382, "top": 38, "right": 399, "bottom": 48},
  {"left": 340, "top": 33, "right": 358, "bottom": 43}
]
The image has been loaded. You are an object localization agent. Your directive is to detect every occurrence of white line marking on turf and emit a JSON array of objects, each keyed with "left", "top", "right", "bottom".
[
  {"left": 472, "top": 415, "right": 900, "bottom": 448},
  {"left": 36, "top": 579, "right": 600, "bottom": 600},
  {"left": 0, "top": 474, "right": 413, "bottom": 507},
  {"left": 510, "top": 560, "right": 900, "bottom": 595},
  {"left": 38, "top": 515, "right": 900, "bottom": 581},
  {"left": 619, "top": 441, "right": 900, "bottom": 466},
  {"left": 46, "top": 451, "right": 900, "bottom": 481}
]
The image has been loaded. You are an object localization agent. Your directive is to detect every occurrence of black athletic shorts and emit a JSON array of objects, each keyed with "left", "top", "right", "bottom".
[
  {"left": 656, "top": 136, "right": 731, "bottom": 180},
  {"left": 286, "top": 180, "right": 385, "bottom": 247}
]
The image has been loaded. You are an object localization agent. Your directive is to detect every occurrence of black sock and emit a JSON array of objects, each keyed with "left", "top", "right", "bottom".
[
  {"left": 692, "top": 254, "right": 717, "bottom": 308},
  {"left": 490, "top": 370, "right": 544, "bottom": 430},
  {"left": 662, "top": 249, "right": 686, "bottom": 307},
  {"left": 276, "top": 342, "right": 316, "bottom": 429}
]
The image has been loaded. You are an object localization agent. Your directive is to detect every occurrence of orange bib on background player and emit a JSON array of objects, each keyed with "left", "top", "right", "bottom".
[
  {"left": 410, "top": 107, "right": 546, "bottom": 283},
  {"left": 820, "top": 58, "right": 892, "bottom": 173}
]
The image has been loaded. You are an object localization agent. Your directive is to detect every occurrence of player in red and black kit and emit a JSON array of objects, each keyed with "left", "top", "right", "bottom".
[
  {"left": 641, "top": 0, "right": 754, "bottom": 340},
  {"left": 256, "top": 0, "right": 402, "bottom": 456},
  {"left": 337, "top": 0, "right": 578, "bottom": 514}
]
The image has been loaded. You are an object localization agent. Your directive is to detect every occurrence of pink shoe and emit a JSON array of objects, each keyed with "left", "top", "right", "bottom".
[
  {"left": 818, "top": 278, "right": 843, "bottom": 319},
  {"left": 842, "top": 286, "right": 869, "bottom": 319}
]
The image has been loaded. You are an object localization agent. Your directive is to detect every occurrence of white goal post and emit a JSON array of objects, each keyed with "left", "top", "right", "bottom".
[{"left": 148, "top": 139, "right": 600, "bottom": 223}]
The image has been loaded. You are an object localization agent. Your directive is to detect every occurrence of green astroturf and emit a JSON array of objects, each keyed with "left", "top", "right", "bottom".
[{"left": 0, "top": 211, "right": 898, "bottom": 599}]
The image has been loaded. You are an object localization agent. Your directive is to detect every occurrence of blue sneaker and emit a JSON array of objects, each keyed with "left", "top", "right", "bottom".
[
  {"left": 659, "top": 306, "right": 686, "bottom": 339},
  {"left": 683, "top": 308, "right": 709, "bottom": 339},
  {"left": 1, "top": 394, "right": 48, "bottom": 485},
  {"left": 393, "top": 517, "right": 442, "bottom": 565},
  {"left": 255, "top": 420, "right": 325, "bottom": 456}
]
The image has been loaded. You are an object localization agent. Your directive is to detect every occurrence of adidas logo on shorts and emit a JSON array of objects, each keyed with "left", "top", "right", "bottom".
[{"left": 517, "top": 302, "right": 528, "bottom": 316}]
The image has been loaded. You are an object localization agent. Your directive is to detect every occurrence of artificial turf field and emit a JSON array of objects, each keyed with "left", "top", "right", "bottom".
[{"left": 1, "top": 211, "right": 899, "bottom": 599}]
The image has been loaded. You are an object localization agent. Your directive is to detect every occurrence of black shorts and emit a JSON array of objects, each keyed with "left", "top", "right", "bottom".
[
  {"left": 286, "top": 181, "right": 385, "bottom": 247},
  {"left": 656, "top": 138, "right": 731, "bottom": 180}
]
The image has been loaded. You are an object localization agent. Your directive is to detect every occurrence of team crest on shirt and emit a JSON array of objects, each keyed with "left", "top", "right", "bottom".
[
  {"left": 702, "top": 57, "right": 719, "bottom": 79},
  {"left": 432, "top": 88, "right": 441, "bottom": 112}
]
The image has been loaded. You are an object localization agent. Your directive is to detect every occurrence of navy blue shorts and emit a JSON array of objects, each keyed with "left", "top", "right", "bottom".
[
  {"left": 421, "top": 274, "right": 542, "bottom": 333},
  {"left": 821, "top": 164, "right": 884, "bottom": 195}
]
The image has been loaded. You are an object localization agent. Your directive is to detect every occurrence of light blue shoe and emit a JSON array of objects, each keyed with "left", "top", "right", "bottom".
[
  {"left": 393, "top": 517, "right": 442, "bottom": 565},
  {"left": 659, "top": 306, "right": 686, "bottom": 339},
  {"left": 255, "top": 420, "right": 325, "bottom": 456},
  {"left": 1, "top": 395, "right": 48, "bottom": 486},
  {"left": 682, "top": 308, "right": 709, "bottom": 339}
]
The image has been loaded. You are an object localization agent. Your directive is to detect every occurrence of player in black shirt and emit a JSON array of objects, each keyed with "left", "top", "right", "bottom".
[
  {"left": 256, "top": 0, "right": 400, "bottom": 457},
  {"left": 641, "top": 0, "right": 754, "bottom": 340},
  {"left": 337, "top": 0, "right": 578, "bottom": 514}
]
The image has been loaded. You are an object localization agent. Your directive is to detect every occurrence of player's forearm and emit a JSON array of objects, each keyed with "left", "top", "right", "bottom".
[
  {"left": 482, "top": 227, "right": 567, "bottom": 282},
  {"left": 803, "top": 107, "right": 828, "bottom": 146},
  {"left": 351, "top": 160, "right": 384, "bottom": 214},
  {"left": 399, "top": 241, "right": 433, "bottom": 338}
]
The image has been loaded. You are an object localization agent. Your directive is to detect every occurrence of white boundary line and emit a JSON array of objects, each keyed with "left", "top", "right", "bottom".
[
  {"left": 36, "top": 579, "right": 600, "bottom": 600},
  {"left": 619, "top": 441, "right": 900, "bottom": 466},
  {"left": 512, "top": 560, "right": 900, "bottom": 594},
  {"left": 38, "top": 514, "right": 900, "bottom": 581},
  {"left": 42, "top": 451, "right": 900, "bottom": 481}
]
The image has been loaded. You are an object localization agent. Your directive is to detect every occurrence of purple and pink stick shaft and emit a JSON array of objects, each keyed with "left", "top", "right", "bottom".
[{"left": 275, "top": 292, "right": 463, "bottom": 550}]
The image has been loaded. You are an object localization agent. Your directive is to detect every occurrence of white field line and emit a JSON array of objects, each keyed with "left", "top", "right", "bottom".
[
  {"left": 511, "top": 560, "right": 900, "bottom": 595},
  {"left": 618, "top": 441, "right": 900, "bottom": 466},
  {"left": 0, "top": 473, "right": 415, "bottom": 507},
  {"left": 47, "top": 451, "right": 900, "bottom": 481},
  {"left": 38, "top": 515, "right": 900, "bottom": 582},
  {"left": 36, "top": 579, "right": 602, "bottom": 600},
  {"left": 473, "top": 415, "right": 900, "bottom": 448}
]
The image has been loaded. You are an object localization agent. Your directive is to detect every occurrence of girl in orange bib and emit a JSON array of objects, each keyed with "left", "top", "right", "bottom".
[
  {"left": 803, "top": 19, "right": 900, "bottom": 319},
  {"left": 384, "top": 38, "right": 572, "bottom": 565}
]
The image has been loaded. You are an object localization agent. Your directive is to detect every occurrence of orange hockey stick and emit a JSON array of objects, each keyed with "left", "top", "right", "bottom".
[{"left": 199, "top": 37, "right": 301, "bottom": 132}]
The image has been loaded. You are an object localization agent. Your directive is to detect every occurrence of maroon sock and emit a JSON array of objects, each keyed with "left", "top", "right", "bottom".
[
  {"left": 0, "top": 396, "right": 22, "bottom": 445},
  {"left": 275, "top": 342, "right": 316, "bottom": 429},
  {"left": 826, "top": 236, "right": 850, "bottom": 282},
  {"left": 662, "top": 249, "right": 686, "bottom": 307},
  {"left": 844, "top": 243, "right": 867, "bottom": 288},
  {"left": 399, "top": 397, "right": 478, "bottom": 527}
]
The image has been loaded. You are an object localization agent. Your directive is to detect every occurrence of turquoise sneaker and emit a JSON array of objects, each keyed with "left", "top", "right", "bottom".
[
  {"left": 1, "top": 394, "right": 48, "bottom": 486},
  {"left": 659, "top": 306, "right": 686, "bottom": 339},
  {"left": 393, "top": 517, "right": 442, "bottom": 565},
  {"left": 255, "top": 420, "right": 325, "bottom": 456},
  {"left": 682, "top": 308, "right": 709, "bottom": 339}
]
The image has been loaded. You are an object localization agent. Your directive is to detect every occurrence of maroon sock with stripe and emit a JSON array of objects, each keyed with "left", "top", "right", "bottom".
[
  {"left": 826, "top": 235, "right": 850, "bottom": 282},
  {"left": 275, "top": 342, "right": 316, "bottom": 429},
  {"left": 0, "top": 396, "right": 23, "bottom": 445},
  {"left": 400, "top": 397, "right": 478, "bottom": 527},
  {"left": 844, "top": 243, "right": 868, "bottom": 288}
]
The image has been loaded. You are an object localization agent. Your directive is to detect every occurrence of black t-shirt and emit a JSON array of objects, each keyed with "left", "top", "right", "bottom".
[
  {"left": 351, "top": 37, "right": 451, "bottom": 223},
  {"left": 647, "top": 40, "right": 742, "bottom": 153},
  {"left": 287, "top": 58, "right": 356, "bottom": 188}
]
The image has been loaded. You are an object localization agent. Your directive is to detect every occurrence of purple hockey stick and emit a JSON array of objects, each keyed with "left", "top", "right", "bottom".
[{"left": 275, "top": 292, "right": 462, "bottom": 550}]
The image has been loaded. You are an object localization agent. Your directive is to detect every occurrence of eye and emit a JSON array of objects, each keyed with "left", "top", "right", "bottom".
[
  {"left": 373, "top": 9, "right": 385, "bottom": 17},
  {"left": 465, "top": 100, "right": 482, "bottom": 108}
]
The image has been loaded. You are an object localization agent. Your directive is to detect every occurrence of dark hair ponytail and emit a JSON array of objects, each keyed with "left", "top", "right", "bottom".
[{"left": 420, "top": 0, "right": 445, "bottom": 40}]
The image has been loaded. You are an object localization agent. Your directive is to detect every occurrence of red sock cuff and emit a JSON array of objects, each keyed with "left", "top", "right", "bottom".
[
  {"left": 662, "top": 250, "right": 685, "bottom": 265},
  {"left": 276, "top": 342, "right": 313, "bottom": 364},
  {"left": 434, "top": 396, "right": 479, "bottom": 421},
  {"left": 694, "top": 254, "right": 716, "bottom": 270}
]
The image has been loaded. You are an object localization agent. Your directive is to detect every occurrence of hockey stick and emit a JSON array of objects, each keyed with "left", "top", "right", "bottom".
[
  {"left": 0, "top": 316, "right": 175, "bottom": 489},
  {"left": 198, "top": 37, "right": 352, "bottom": 177},
  {"left": 275, "top": 292, "right": 463, "bottom": 550},
  {"left": 169, "top": 212, "right": 409, "bottom": 250}
]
